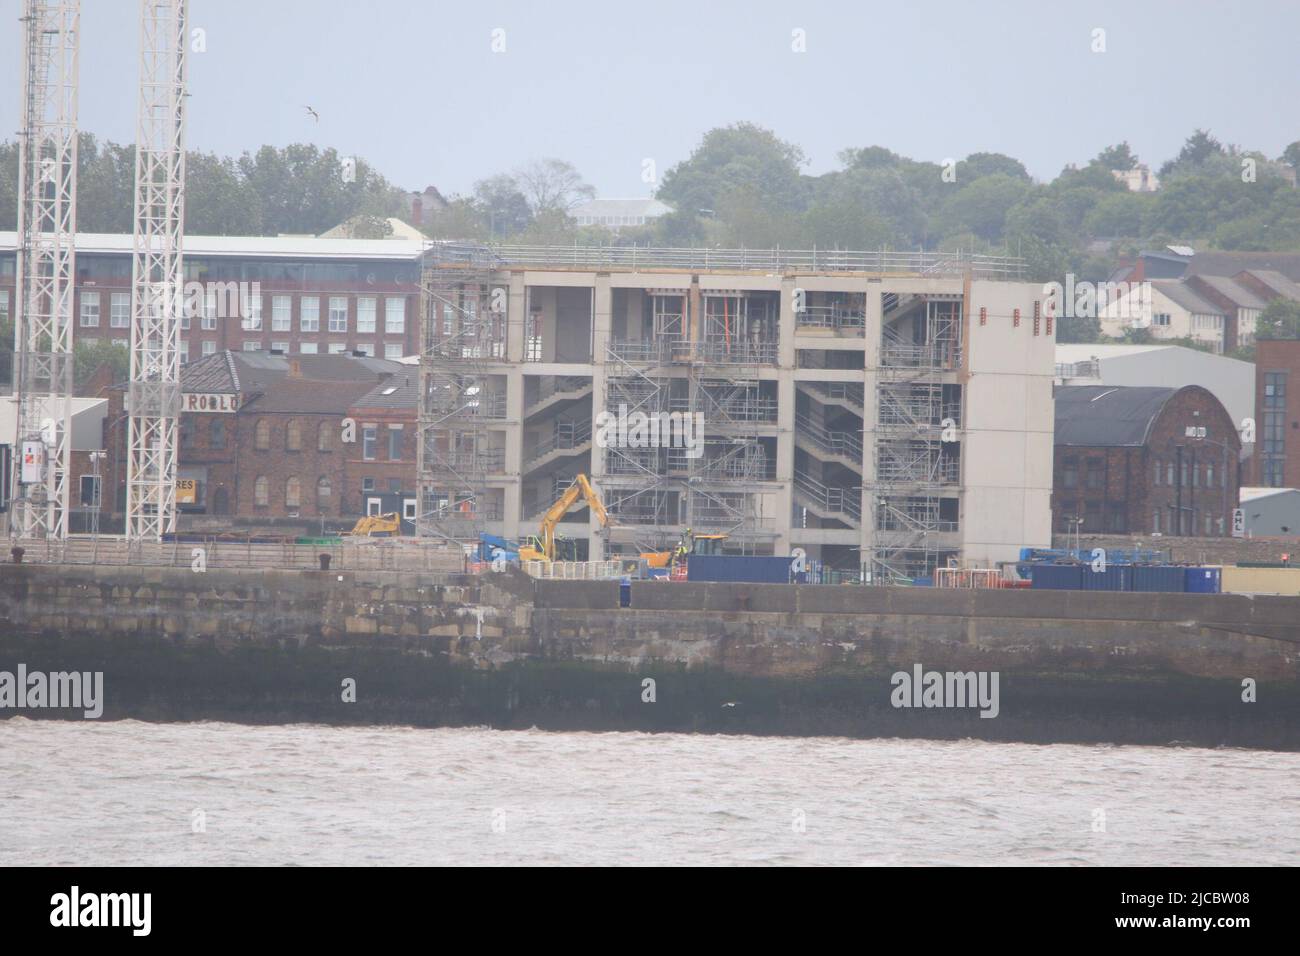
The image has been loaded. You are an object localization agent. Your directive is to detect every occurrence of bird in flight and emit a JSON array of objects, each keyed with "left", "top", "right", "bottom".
[{"left": 304, "top": 105, "right": 320, "bottom": 123}]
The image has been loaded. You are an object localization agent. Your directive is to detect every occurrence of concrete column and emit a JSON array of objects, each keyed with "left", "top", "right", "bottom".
[
  {"left": 505, "top": 272, "right": 526, "bottom": 363},
  {"left": 860, "top": 279, "right": 883, "bottom": 576},
  {"left": 502, "top": 366, "right": 525, "bottom": 539},
  {"left": 774, "top": 278, "right": 798, "bottom": 555},
  {"left": 588, "top": 275, "right": 613, "bottom": 559}
]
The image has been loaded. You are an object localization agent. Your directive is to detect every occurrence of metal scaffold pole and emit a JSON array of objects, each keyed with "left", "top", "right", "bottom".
[
  {"left": 125, "top": 0, "right": 187, "bottom": 542},
  {"left": 10, "top": 0, "right": 80, "bottom": 544}
]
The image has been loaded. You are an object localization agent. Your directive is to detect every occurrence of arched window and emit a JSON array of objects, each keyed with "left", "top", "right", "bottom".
[
  {"left": 286, "top": 420, "right": 302, "bottom": 452},
  {"left": 317, "top": 421, "right": 332, "bottom": 452},
  {"left": 317, "top": 475, "right": 332, "bottom": 508},
  {"left": 211, "top": 487, "right": 230, "bottom": 515},
  {"left": 255, "top": 418, "right": 270, "bottom": 450},
  {"left": 254, "top": 475, "right": 269, "bottom": 507},
  {"left": 285, "top": 476, "right": 301, "bottom": 508}
]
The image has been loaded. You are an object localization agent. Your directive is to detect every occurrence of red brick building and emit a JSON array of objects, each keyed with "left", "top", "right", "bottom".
[
  {"left": 346, "top": 373, "right": 419, "bottom": 520},
  {"left": 1252, "top": 338, "right": 1300, "bottom": 488},
  {"left": 100, "top": 351, "right": 404, "bottom": 527},
  {"left": 1053, "top": 384, "right": 1241, "bottom": 537},
  {"left": 0, "top": 232, "right": 424, "bottom": 365}
]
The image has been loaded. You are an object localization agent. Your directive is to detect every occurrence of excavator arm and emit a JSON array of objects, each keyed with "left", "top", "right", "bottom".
[{"left": 532, "top": 473, "right": 611, "bottom": 561}]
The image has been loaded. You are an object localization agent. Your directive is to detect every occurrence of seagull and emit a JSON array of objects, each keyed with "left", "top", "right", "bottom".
[
  {"left": 721, "top": 701, "right": 739, "bottom": 709},
  {"left": 304, "top": 105, "right": 319, "bottom": 123}
]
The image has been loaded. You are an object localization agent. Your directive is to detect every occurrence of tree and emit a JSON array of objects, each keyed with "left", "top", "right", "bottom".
[
  {"left": 1160, "top": 129, "right": 1225, "bottom": 177},
  {"left": 657, "top": 122, "right": 807, "bottom": 215},
  {"left": 514, "top": 158, "right": 594, "bottom": 216},
  {"left": 74, "top": 339, "right": 130, "bottom": 390},
  {"left": 956, "top": 152, "right": 1031, "bottom": 182},
  {"left": 473, "top": 174, "right": 533, "bottom": 237},
  {"left": 1283, "top": 141, "right": 1300, "bottom": 170},
  {"left": 1256, "top": 297, "right": 1300, "bottom": 339},
  {"left": 1095, "top": 143, "right": 1139, "bottom": 171},
  {"left": 936, "top": 175, "right": 1032, "bottom": 242}
]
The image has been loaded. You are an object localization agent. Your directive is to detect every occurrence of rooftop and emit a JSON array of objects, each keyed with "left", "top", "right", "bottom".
[
  {"left": 1151, "top": 280, "right": 1225, "bottom": 316},
  {"left": 179, "top": 350, "right": 401, "bottom": 395},
  {"left": 1054, "top": 385, "right": 1179, "bottom": 447}
]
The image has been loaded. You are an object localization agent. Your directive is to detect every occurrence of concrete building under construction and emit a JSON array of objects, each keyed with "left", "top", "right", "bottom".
[{"left": 416, "top": 244, "right": 1054, "bottom": 582}]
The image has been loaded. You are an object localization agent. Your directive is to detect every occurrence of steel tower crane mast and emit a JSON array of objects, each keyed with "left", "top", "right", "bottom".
[
  {"left": 126, "top": 0, "right": 188, "bottom": 541},
  {"left": 10, "top": 0, "right": 80, "bottom": 543}
]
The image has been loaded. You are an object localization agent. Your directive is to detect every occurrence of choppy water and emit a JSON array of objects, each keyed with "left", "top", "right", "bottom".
[{"left": 1, "top": 719, "right": 1297, "bottom": 865}]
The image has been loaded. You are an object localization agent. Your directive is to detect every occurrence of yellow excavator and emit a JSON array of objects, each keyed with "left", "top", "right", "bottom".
[
  {"left": 519, "top": 474, "right": 610, "bottom": 561},
  {"left": 344, "top": 512, "right": 402, "bottom": 537}
]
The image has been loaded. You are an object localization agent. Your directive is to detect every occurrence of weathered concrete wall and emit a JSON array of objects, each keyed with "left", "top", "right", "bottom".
[{"left": 2, "top": 565, "right": 1297, "bottom": 749}]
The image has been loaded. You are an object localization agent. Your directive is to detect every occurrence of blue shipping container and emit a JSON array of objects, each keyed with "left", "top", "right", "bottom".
[
  {"left": 1184, "top": 567, "right": 1221, "bottom": 594},
  {"left": 1080, "top": 565, "right": 1129, "bottom": 591},
  {"left": 1028, "top": 564, "right": 1083, "bottom": 590},
  {"left": 686, "top": 555, "right": 796, "bottom": 584},
  {"left": 1129, "top": 565, "right": 1186, "bottom": 592}
]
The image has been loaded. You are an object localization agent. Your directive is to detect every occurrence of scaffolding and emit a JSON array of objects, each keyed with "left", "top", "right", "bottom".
[
  {"left": 415, "top": 244, "right": 501, "bottom": 544},
  {"left": 10, "top": 0, "right": 79, "bottom": 543},
  {"left": 870, "top": 296, "right": 964, "bottom": 582},
  {"left": 125, "top": 0, "right": 187, "bottom": 542}
]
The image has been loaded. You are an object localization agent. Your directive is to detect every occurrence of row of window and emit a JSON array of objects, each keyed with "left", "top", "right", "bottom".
[
  {"left": 1060, "top": 503, "right": 1227, "bottom": 536},
  {"left": 74, "top": 291, "right": 409, "bottom": 334},
  {"left": 254, "top": 474, "right": 331, "bottom": 509},
  {"left": 78, "top": 338, "right": 408, "bottom": 362},
  {"left": 1152, "top": 457, "right": 1226, "bottom": 489},
  {"left": 247, "top": 419, "right": 405, "bottom": 461}
]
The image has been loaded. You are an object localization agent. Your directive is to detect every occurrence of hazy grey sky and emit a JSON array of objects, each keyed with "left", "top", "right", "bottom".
[{"left": 2, "top": 0, "right": 1298, "bottom": 197}]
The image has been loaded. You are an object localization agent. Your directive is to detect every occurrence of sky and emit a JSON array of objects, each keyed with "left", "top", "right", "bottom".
[{"left": 1, "top": 0, "right": 1298, "bottom": 199}]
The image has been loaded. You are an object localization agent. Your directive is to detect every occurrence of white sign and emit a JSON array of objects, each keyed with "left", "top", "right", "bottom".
[
  {"left": 20, "top": 440, "right": 44, "bottom": 484},
  {"left": 1232, "top": 508, "right": 1245, "bottom": 538},
  {"left": 1184, "top": 425, "right": 1207, "bottom": 439},
  {"left": 182, "top": 392, "right": 241, "bottom": 413}
]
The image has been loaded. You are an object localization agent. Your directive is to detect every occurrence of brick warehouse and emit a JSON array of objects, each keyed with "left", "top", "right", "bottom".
[
  {"left": 99, "top": 351, "right": 407, "bottom": 527},
  {"left": 1252, "top": 338, "right": 1300, "bottom": 488},
  {"left": 1053, "top": 384, "right": 1242, "bottom": 537}
]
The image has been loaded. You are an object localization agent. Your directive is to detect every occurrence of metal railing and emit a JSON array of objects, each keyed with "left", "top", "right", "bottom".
[
  {"left": 798, "top": 380, "right": 865, "bottom": 411},
  {"left": 426, "top": 242, "right": 1026, "bottom": 278},
  {"left": 526, "top": 419, "right": 593, "bottom": 466},
  {"left": 8, "top": 536, "right": 467, "bottom": 573},
  {"left": 793, "top": 470, "right": 862, "bottom": 521},
  {"left": 796, "top": 305, "right": 866, "bottom": 333},
  {"left": 794, "top": 413, "right": 864, "bottom": 462}
]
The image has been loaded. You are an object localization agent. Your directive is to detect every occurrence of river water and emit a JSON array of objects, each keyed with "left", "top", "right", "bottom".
[{"left": 2, "top": 719, "right": 1296, "bottom": 866}]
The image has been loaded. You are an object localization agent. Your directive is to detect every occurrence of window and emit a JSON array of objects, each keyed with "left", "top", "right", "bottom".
[
  {"left": 1180, "top": 461, "right": 1188, "bottom": 486},
  {"left": 1061, "top": 459, "right": 1078, "bottom": 489},
  {"left": 202, "top": 291, "right": 217, "bottom": 330},
  {"left": 328, "top": 343, "right": 347, "bottom": 354},
  {"left": 1152, "top": 511, "right": 1160, "bottom": 533},
  {"left": 180, "top": 303, "right": 190, "bottom": 330},
  {"left": 316, "top": 475, "right": 332, "bottom": 506},
  {"left": 354, "top": 343, "right": 374, "bottom": 357},
  {"left": 385, "top": 343, "right": 403, "bottom": 360},
  {"left": 1108, "top": 504, "right": 1125, "bottom": 533},
  {"left": 357, "top": 297, "right": 377, "bottom": 334},
  {"left": 1167, "top": 462, "right": 1175, "bottom": 485},
  {"left": 271, "top": 341, "right": 290, "bottom": 354},
  {"left": 255, "top": 419, "right": 270, "bottom": 450},
  {"left": 388, "top": 426, "right": 403, "bottom": 461},
  {"left": 286, "top": 420, "right": 302, "bottom": 452},
  {"left": 300, "top": 296, "right": 320, "bottom": 332},
  {"left": 1204, "top": 512, "right": 1213, "bottom": 535},
  {"left": 442, "top": 303, "right": 453, "bottom": 335},
  {"left": 0, "top": 290, "right": 8, "bottom": 324},
  {"left": 254, "top": 475, "right": 269, "bottom": 507},
  {"left": 299, "top": 342, "right": 318, "bottom": 354},
  {"left": 1192, "top": 463, "right": 1199, "bottom": 487},
  {"left": 242, "top": 293, "right": 263, "bottom": 331},
  {"left": 80, "top": 474, "right": 101, "bottom": 508},
  {"left": 210, "top": 418, "right": 225, "bottom": 450},
  {"left": 317, "top": 421, "right": 332, "bottom": 452},
  {"left": 272, "top": 295, "right": 292, "bottom": 331},
  {"left": 180, "top": 342, "right": 190, "bottom": 364},
  {"left": 361, "top": 477, "right": 375, "bottom": 492},
  {"left": 243, "top": 341, "right": 262, "bottom": 351},
  {"left": 1153, "top": 313, "right": 1171, "bottom": 327},
  {"left": 329, "top": 297, "right": 348, "bottom": 333},
  {"left": 385, "top": 297, "right": 405, "bottom": 334},
  {"left": 285, "top": 476, "right": 301, "bottom": 509},
  {"left": 202, "top": 340, "right": 217, "bottom": 356},
  {"left": 79, "top": 291, "right": 100, "bottom": 327},
  {"left": 1085, "top": 459, "right": 1103, "bottom": 490},
  {"left": 387, "top": 478, "right": 402, "bottom": 494},
  {"left": 180, "top": 418, "right": 195, "bottom": 449},
  {"left": 362, "top": 426, "right": 377, "bottom": 461},
  {"left": 1153, "top": 459, "right": 1161, "bottom": 486},
  {"left": 110, "top": 292, "right": 130, "bottom": 328},
  {"left": 403, "top": 498, "right": 417, "bottom": 521}
]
